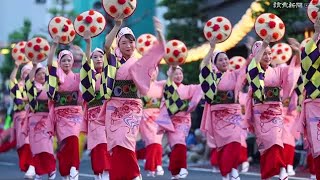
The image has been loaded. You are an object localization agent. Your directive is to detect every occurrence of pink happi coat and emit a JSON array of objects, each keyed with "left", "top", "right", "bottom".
[
  {"left": 81, "top": 76, "right": 107, "bottom": 150},
  {"left": 49, "top": 71, "right": 83, "bottom": 142},
  {"left": 245, "top": 57, "right": 300, "bottom": 153},
  {"left": 156, "top": 84, "right": 203, "bottom": 147},
  {"left": 14, "top": 82, "right": 29, "bottom": 149},
  {"left": 300, "top": 99, "right": 320, "bottom": 158},
  {"left": 139, "top": 80, "right": 166, "bottom": 146},
  {"left": 206, "top": 132, "right": 217, "bottom": 149},
  {"left": 282, "top": 92, "right": 299, "bottom": 146},
  {"left": 99, "top": 43, "right": 165, "bottom": 152},
  {"left": 200, "top": 68, "right": 247, "bottom": 148},
  {"left": 28, "top": 85, "right": 54, "bottom": 155},
  {"left": 239, "top": 91, "right": 249, "bottom": 148}
]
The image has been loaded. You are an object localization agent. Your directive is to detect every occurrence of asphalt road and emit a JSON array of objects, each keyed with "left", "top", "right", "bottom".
[{"left": 0, "top": 150, "right": 310, "bottom": 180}]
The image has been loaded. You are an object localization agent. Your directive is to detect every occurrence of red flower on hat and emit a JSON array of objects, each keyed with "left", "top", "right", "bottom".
[
  {"left": 62, "top": 25, "right": 69, "bottom": 32},
  {"left": 311, "top": 11, "right": 318, "bottom": 19},
  {"left": 52, "top": 27, "right": 58, "bottom": 34},
  {"left": 268, "top": 21, "right": 276, "bottom": 29},
  {"left": 279, "top": 23, "right": 284, "bottom": 30},
  {"left": 212, "top": 24, "right": 220, "bottom": 31},
  {"left": 123, "top": 7, "right": 131, "bottom": 15},
  {"left": 206, "top": 32, "right": 212, "bottom": 38},
  {"left": 118, "top": 0, "right": 126, "bottom": 4},
  {"left": 206, "top": 21, "right": 212, "bottom": 27},
  {"left": 90, "top": 26, "right": 97, "bottom": 33},
  {"left": 272, "top": 32, "right": 279, "bottom": 40},
  {"left": 260, "top": 29, "right": 267, "bottom": 37},
  {"left": 216, "top": 34, "right": 223, "bottom": 40},
  {"left": 109, "top": 6, "right": 118, "bottom": 14},
  {"left": 145, "top": 41, "right": 151, "bottom": 46},
  {"left": 77, "top": 15, "right": 83, "bottom": 21},
  {"left": 33, "top": 45, "right": 41, "bottom": 52},
  {"left": 173, "top": 50, "right": 180, "bottom": 57},
  {"left": 258, "top": 18, "right": 265, "bottom": 24},
  {"left": 85, "top": 16, "right": 93, "bottom": 24},
  {"left": 277, "top": 49, "right": 282, "bottom": 54},
  {"left": 44, "top": 45, "right": 49, "bottom": 51},
  {"left": 20, "top": 48, "right": 25, "bottom": 53},
  {"left": 97, "top": 17, "right": 103, "bottom": 23},
  {"left": 138, "top": 39, "right": 143, "bottom": 43}
]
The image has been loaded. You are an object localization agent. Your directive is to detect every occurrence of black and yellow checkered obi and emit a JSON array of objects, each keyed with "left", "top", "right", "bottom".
[
  {"left": 211, "top": 90, "right": 235, "bottom": 105},
  {"left": 142, "top": 96, "right": 161, "bottom": 109},
  {"left": 253, "top": 86, "right": 281, "bottom": 104},
  {"left": 35, "top": 100, "right": 49, "bottom": 112},
  {"left": 111, "top": 80, "right": 139, "bottom": 99},
  {"left": 88, "top": 91, "right": 104, "bottom": 108},
  {"left": 164, "top": 79, "right": 189, "bottom": 116},
  {"left": 54, "top": 91, "right": 79, "bottom": 107}
]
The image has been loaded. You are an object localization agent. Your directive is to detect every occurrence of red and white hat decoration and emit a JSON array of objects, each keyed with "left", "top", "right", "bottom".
[
  {"left": 229, "top": 56, "right": 246, "bottom": 70},
  {"left": 203, "top": 16, "right": 232, "bottom": 43},
  {"left": 307, "top": 0, "right": 320, "bottom": 23},
  {"left": 74, "top": 10, "right": 106, "bottom": 37},
  {"left": 48, "top": 16, "right": 76, "bottom": 44},
  {"left": 300, "top": 38, "right": 311, "bottom": 50},
  {"left": 164, "top": 40, "right": 188, "bottom": 67},
  {"left": 12, "top": 41, "right": 30, "bottom": 64},
  {"left": 25, "top": 37, "right": 50, "bottom": 63},
  {"left": 271, "top": 43, "right": 292, "bottom": 65},
  {"left": 136, "top": 34, "right": 157, "bottom": 55},
  {"left": 254, "top": 13, "right": 285, "bottom": 42},
  {"left": 102, "top": 0, "right": 137, "bottom": 19}
]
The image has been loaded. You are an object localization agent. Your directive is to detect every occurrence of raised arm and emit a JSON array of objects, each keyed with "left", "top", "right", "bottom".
[
  {"left": 201, "top": 38, "right": 216, "bottom": 67},
  {"left": 254, "top": 35, "right": 271, "bottom": 63},
  {"left": 83, "top": 30, "right": 92, "bottom": 63},
  {"left": 10, "top": 61, "right": 20, "bottom": 80},
  {"left": 47, "top": 36, "right": 59, "bottom": 67},
  {"left": 104, "top": 19, "right": 122, "bottom": 55}
]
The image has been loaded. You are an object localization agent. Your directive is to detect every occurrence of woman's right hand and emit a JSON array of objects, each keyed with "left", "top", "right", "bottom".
[
  {"left": 209, "top": 38, "right": 216, "bottom": 50},
  {"left": 53, "top": 35, "right": 60, "bottom": 46}
]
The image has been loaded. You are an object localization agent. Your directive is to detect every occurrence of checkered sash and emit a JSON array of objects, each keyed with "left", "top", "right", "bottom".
[
  {"left": 100, "top": 52, "right": 126, "bottom": 100},
  {"left": 9, "top": 78, "right": 26, "bottom": 111},
  {"left": 246, "top": 58, "right": 266, "bottom": 102},
  {"left": 294, "top": 75, "right": 304, "bottom": 112},
  {"left": 301, "top": 39, "right": 320, "bottom": 99},
  {"left": 199, "top": 62, "right": 223, "bottom": 104},
  {"left": 163, "top": 79, "right": 188, "bottom": 116}
]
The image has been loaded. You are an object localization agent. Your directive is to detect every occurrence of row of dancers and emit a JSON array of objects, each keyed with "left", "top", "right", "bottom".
[{"left": 1, "top": 13, "right": 320, "bottom": 180}]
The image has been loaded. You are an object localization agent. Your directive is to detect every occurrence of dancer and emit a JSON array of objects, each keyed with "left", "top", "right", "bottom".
[
  {"left": 245, "top": 35, "right": 301, "bottom": 180},
  {"left": 25, "top": 61, "right": 56, "bottom": 179},
  {"left": 200, "top": 38, "right": 249, "bottom": 180},
  {"left": 156, "top": 66, "right": 202, "bottom": 179},
  {"left": 139, "top": 68, "right": 165, "bottom": 177},
  {"left": 99, "top": 17, "right": 165, "bottom": 180},
  {"left": 300, "top": 16, "right": 320, "bottom": 180},
  {"left": 80, "top": 31, "right": 110, "bottom": 180},
  {"left": 9, "top": 62, "right": 35, "bottom": 179},
  {"left": 47, "top": 36, "right": 83, "bottom": 180}
]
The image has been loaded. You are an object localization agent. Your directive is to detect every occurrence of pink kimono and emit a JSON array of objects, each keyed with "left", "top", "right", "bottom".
[
  {"left": 28, "top": 90, "right": 54, "bottom": 155},
  {"left": 200, "top": 69, "right": 246, "bottom": 148},
  {"left": 82, "top": 77, "right": 107, "bottom": 150},
  {"left": 48, "top": 71, "right": 83, "bottom": 142},
  {"left": 245, "top": 62, "right": 299, "bottom": 154},
  {"left": 156, "top": 84, "right": 202, "bottom": 147},
  {"left": 139, "top": 81, "right": 166, "bottom": 146},
  {"left": 282, "top": 92, "right": 299, "bottom": 146},
  {"left": 99, "top": 43, "right": 165, "bottom": 152}
]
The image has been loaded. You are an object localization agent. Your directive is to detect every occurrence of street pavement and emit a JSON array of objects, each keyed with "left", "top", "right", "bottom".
[{"left": 0, "top": 150, "right": 311, "bottom": 180}]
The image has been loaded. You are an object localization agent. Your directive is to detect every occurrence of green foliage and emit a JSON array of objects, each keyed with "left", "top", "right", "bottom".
[
  {"left": 158, "top": 0, "right": 204, "bottom": 84},
  {"left": 252, "top": 0, "right": 310, "bottom": 41},
  {"left": 159, "top": 0, "right": 205, "bottom": 47},
  {"left": 0, "top": 19, "right": 32, "bottom": 82}
]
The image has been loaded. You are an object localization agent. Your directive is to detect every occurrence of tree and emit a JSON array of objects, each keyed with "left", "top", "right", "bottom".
[
  {"left": 0, "top": 19, "right": 32, "bottom": 82},
  {"left": 159, "top": 0, "right": 205, "bottom": 48},
  {"left": 252, "top": 0, "right": 311, "bottom": 42},
  {"left": 159, "top": 0, "right": 204, "bottom": 84}
]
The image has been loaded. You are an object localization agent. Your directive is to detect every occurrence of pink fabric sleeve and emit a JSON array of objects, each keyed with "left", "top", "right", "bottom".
[
  {"left": 129, "top": 43, "right": 165, "bottom": 96},
  {"left": 80, "top": 102, "right": 88, "bottom": 133},
  {"left": 146, "top": 80, "right": 166, "bottom": 98},
  {"left": 281, "top": 56, "right": 301, "bottom": 99}
]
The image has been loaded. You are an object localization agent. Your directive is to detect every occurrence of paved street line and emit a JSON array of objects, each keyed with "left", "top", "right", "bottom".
[
  {"left": 79, "top": 173, "right": 95, "bottom": 178},
  {"left": 0, "top": 162, "right": 15, "bottom": 166}
]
